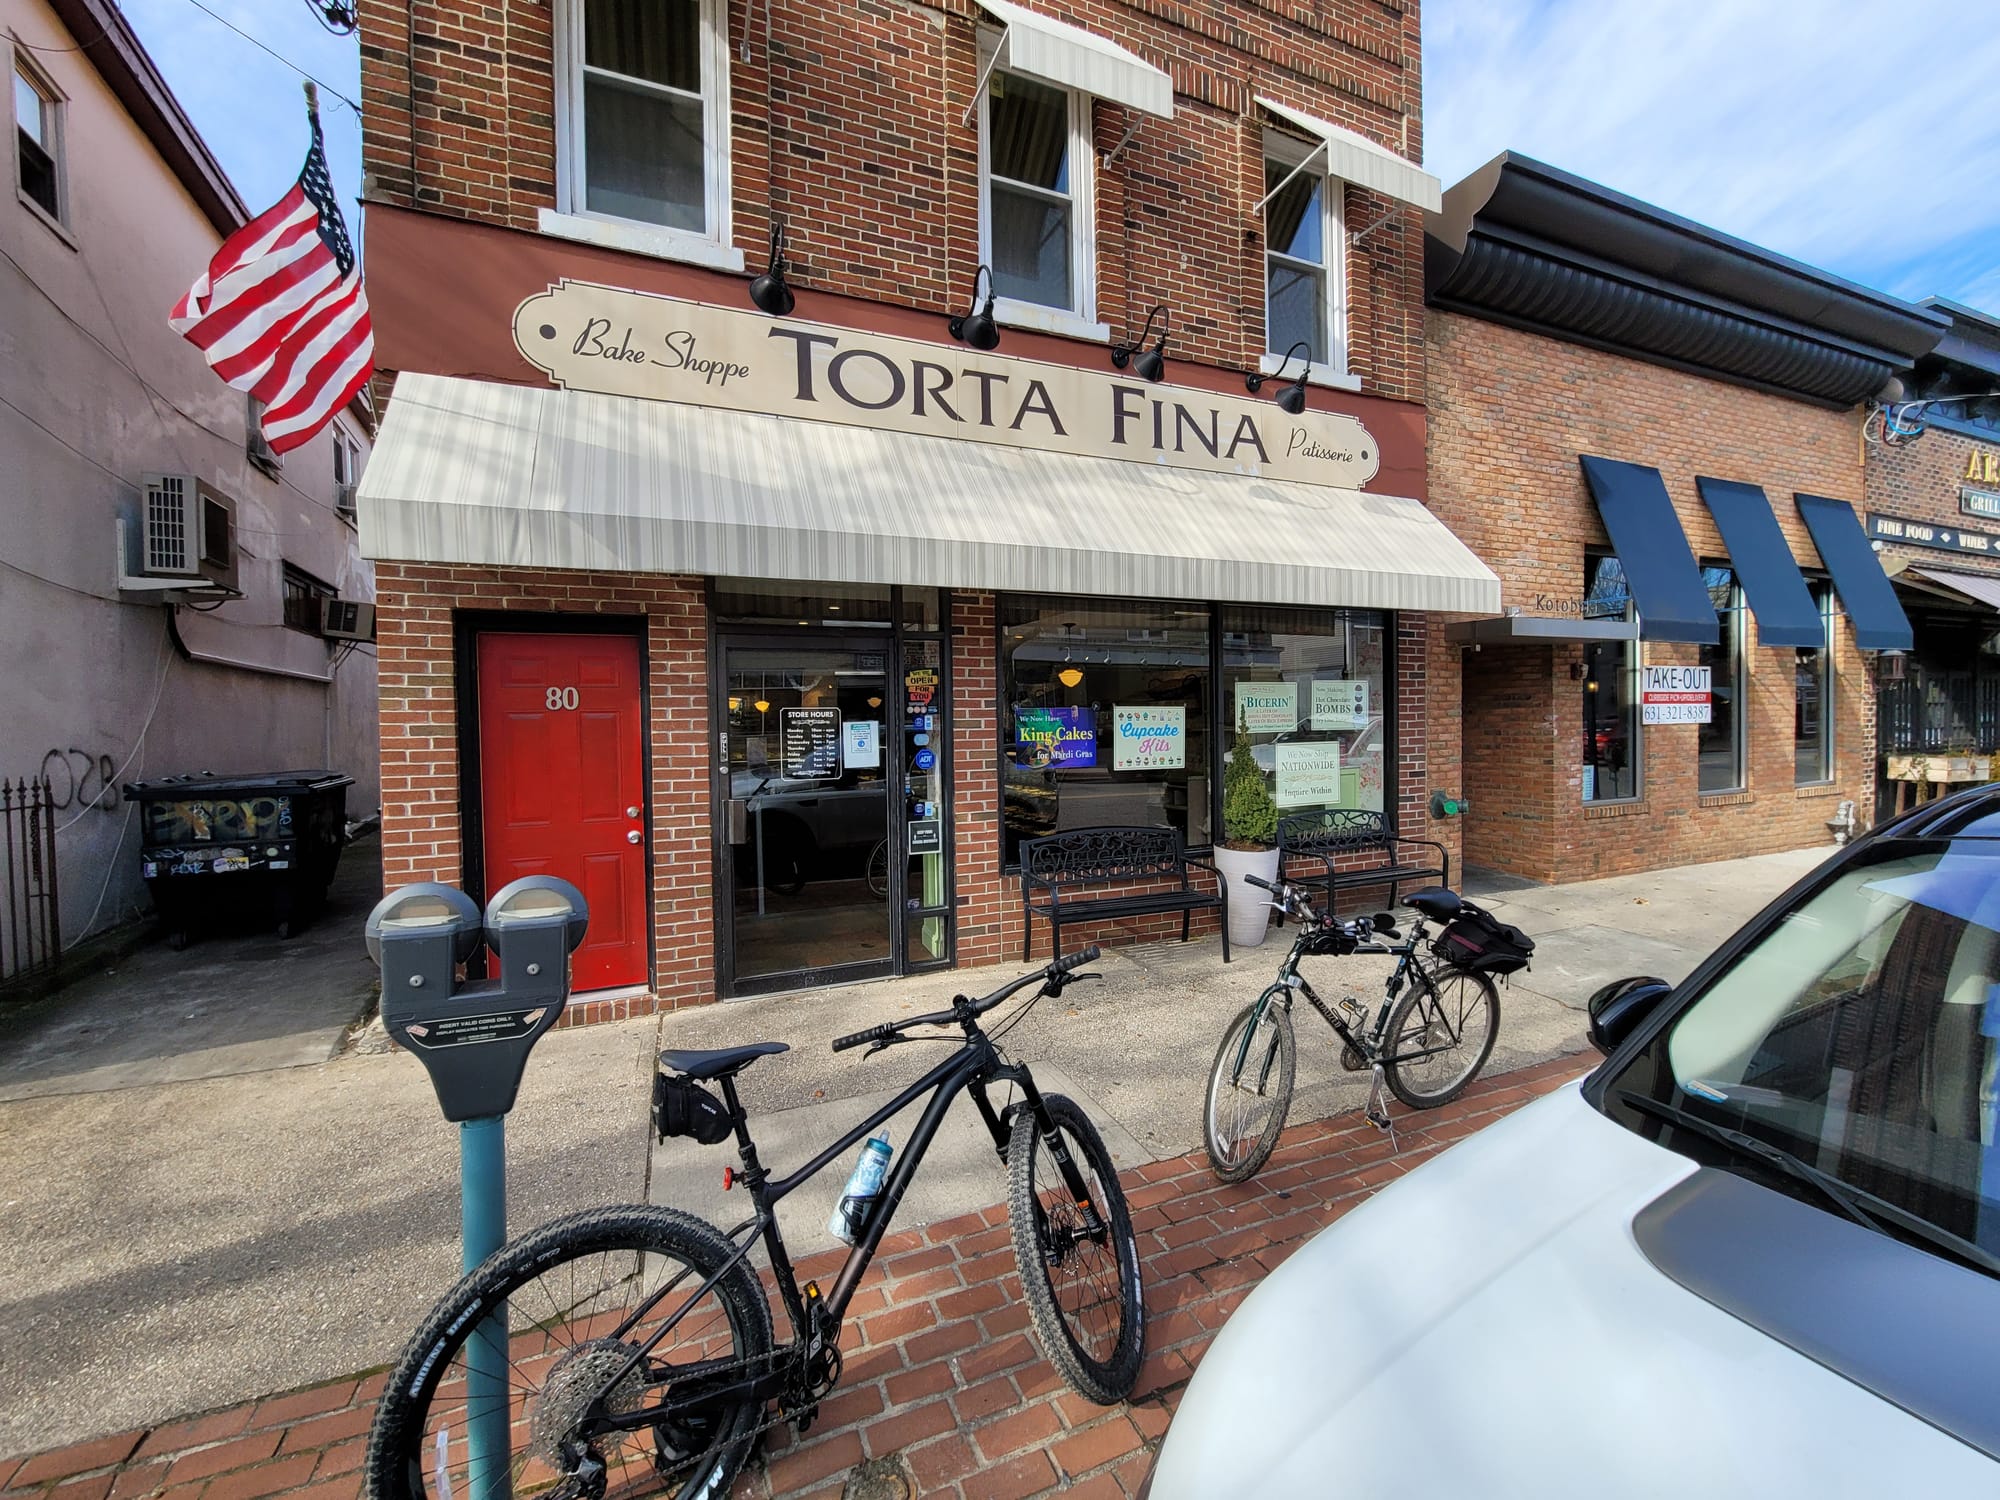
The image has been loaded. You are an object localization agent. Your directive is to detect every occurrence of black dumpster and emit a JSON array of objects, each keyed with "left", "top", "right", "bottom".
[{"left": 124, "top": 770, "right": 354, "bottom": 947}]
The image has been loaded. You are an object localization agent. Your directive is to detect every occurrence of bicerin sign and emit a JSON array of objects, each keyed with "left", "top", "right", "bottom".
[{"left": 512, "top": 281, "right": 1382, "bottom": 491}]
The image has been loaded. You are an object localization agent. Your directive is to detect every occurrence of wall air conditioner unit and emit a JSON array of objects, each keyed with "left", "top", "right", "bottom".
[
  {"left": 141, "top": 474, "right": 237, "bottom": 593},
  {"left": 320, "top": 597, "right": 376, "bottom": 642},
  {"left": 334, "top": 481, "right": 358, "bottom": 522}
]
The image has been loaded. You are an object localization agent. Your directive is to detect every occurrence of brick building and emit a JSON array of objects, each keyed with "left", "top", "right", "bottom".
[
  {"left": 1422, "top": 154, "right": 1944, "bottom": 884},
  {"left": 352, "top": 0, "right": 1497, "bottom": 1015},
  {"left": 1861, "top": 301, "right": 2000, "bottom": 817}
]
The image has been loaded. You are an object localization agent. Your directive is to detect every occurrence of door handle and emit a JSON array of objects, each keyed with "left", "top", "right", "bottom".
[
  {"left": 626, "top": 806, "right": 641, "bottom": 819},
  {"left": 724, "top": 798, "right": 748, "bottom": 844},
  {"left": 626, "top": 829, "right": 642, "bottom": 845}
]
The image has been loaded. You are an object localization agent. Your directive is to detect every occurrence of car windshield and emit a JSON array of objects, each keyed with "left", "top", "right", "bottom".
[{"left": 1607, "top": 836, "right": 2000, "bottom": 1274}]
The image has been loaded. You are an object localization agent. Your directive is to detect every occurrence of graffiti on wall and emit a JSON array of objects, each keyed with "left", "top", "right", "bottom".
[{"left": 40, "top": 749, "right": 119, "bottom": 814}]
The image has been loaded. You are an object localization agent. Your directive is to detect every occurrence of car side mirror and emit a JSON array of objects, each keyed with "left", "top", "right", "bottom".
[{"left": 1587, "top": 976, "right": 1673, "bottom": 1056}]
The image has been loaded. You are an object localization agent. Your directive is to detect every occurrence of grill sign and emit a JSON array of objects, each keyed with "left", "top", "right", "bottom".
[
  {"left": 514, "top": 281, "right": 1383, "bottom": 490},
  {"left": 1642, "top": 665, "right": 1711, "bottom": 724}
]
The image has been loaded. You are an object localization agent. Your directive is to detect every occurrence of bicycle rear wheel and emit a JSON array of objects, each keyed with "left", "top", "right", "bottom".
[
  {"left": 365, "top": 1207, "right": 772, "bottom": 1500},
  {"left": 1383, "top": 965, "right": 1499, "bottom": 1108},
  {"left": 1203, "top": 994, "right": 1296, "bottom": 1183},
  {"left": 1006, "top": 1094, "right": 1145, "bottom": 1405}
]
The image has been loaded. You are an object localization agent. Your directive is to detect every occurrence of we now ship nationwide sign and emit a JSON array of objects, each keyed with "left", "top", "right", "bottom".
[{"left": 1641, "top": 665, "right": 1711, "bottom": 724}]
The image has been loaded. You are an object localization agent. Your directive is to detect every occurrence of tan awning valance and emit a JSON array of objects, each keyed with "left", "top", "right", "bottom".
[
  {"left": 359, "top": 374, "right": 1498, "bottom": 616},
  {"left": 1257, "top": 97, "right": 1441, "bottom": 213},
  {"left": 976, "top": 0, "right": 1172, "bottom": 119}
]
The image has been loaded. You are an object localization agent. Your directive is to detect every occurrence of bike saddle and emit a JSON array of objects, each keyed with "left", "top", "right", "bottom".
[
  {"left": 1403, "top": 887, "right": 1462, "bottom": 922},
  {"left": 657, "top": 1041, "right": 790, "bottom": 1080}
]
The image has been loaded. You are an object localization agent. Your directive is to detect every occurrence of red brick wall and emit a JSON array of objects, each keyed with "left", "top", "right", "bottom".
[
  {"left": 356, "top": 0, "right": 1430, "bottom": 402},
  {"left": 1425, "top": 311, "right": 1874, "bottom": 882},
  {"left": 375, "top": 562, "right": 715, "bottom": 1021}
]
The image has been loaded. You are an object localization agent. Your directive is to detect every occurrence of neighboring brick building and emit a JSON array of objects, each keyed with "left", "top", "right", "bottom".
[
  {"left": 1422, "top": 155, "right": 1945, "bottom": 884},
  {"left": 352, "top": 0, "right": 1496, "bottom": 1014},
  {"left": 1860, "top": 301, "right": 2000, "bottom": 818}
]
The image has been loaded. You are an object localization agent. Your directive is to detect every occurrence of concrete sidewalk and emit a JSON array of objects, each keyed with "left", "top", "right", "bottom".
[{"left": 0, "top": 842, "right": 1834, "bottom": 1459}]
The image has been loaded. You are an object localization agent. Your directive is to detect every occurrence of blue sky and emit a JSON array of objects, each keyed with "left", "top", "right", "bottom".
[{"left": 121, "top": 0, "right": 1997, "bottom": 316}]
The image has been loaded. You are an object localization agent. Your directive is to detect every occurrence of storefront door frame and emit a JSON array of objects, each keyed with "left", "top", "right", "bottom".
[{"left": 710, "top": 609, "right": 954, "bottom": 998}]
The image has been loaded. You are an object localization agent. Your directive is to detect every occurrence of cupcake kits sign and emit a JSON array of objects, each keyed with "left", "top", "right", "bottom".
[{"left": 1114, "top": 706, "right": 1185, "bottom": 770}]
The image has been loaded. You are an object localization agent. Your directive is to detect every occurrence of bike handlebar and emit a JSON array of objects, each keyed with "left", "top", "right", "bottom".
[{"left": 830, "top": 946, "right": 1102, "bottom": 1053}]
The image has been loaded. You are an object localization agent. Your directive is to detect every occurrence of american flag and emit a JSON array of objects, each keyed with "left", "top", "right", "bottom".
[{"left": 170, "top": 109, "right": 373, "bottom": 455}]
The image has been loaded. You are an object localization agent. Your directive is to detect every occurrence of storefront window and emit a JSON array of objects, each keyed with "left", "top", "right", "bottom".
[
  {"left": 1796, "top": 581, "right": 1833, "bottom": 784},
  {"left": 1582, "top": 554, "right": 1639, "bottom": 802},
  {"left": 1699, "top": 566, "right": 1746, "bottom": 793},
  {"left": 1221, "top": 605, "right": 1385, "bottom": 828},
  {"left": 713, "top": 580, "right": 893, "bottom": 626},
  {"left": 1000, "top": 597, "right": 1210, "bottom": 866}
]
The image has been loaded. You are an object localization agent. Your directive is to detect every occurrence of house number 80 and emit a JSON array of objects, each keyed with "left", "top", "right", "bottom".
[{"left": 544, "top": 687, "right": 579, "bottom": 710}]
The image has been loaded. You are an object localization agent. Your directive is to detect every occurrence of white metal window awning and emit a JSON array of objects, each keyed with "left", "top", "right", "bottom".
[
  {"left": 973, "top": 0, "right": 1173, "bottom": 120},
  {"left": 358, "top": 374, "right": 1499, "bottom": 617},
  {"left": 1255, "top": 96, "right": 1442, "bottom": 215}
]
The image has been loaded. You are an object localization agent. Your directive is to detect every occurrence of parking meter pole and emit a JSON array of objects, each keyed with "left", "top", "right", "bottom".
[{"left": 461, "top": 1114, "right": 511, "bottom": 1500}]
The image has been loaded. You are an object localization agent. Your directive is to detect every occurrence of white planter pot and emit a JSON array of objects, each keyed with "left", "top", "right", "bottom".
[{"left": 1213, "top": 844, "right": 1281, "bottom": 948}]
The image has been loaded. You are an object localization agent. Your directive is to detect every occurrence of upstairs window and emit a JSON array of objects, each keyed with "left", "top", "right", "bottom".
[
  {"left": 14, "top": 54, "right": 62, "bottom": 225},
  {"left": 282, "top": 564, "right": 334, "bottom": 635},
  {"left": 981, "top": 66, "right": 1093, "bottom": 322},
  {"left": 332, "top": 424, "right": 363, "bottom": 523},
  {"left": 564, "top": 0, "right": 728, "bottom": 241},
  {"left": 1263, "top": 133, "right": 1344, "bottom": 376}
]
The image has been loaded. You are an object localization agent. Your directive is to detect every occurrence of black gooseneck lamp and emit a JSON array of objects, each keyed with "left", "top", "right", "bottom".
[
  {"left": 948, "top": 264, "right": 1001, "bottom": 351},
  {"left": 1110, "top": 304, "right": 1170, "bottom": 382},
  {"left": 747, "top": 221, "right": 796, "bottom": 317},
  {"left": 1245, "top": 340, "right": 1313, "bottom": 415}
]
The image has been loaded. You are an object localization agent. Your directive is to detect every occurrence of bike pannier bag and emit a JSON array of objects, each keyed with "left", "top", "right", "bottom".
[
  {"left": 653, "top": 1072, "right": 734, "bottom": 1145},
  {"left": 1435, "top": 907, "right": 1535, "bottom": 976}
]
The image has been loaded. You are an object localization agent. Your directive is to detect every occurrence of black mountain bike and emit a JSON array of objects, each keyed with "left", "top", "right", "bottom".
[
  {"left": 1203, "top": 877, "right": 1500, "bottom": 1183},
  {"left": 364, "top": 948, "right": 1143, "bottom": 1500}
]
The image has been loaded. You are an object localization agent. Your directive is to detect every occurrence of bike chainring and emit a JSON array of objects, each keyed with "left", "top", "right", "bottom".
[{"left": 1339, "top": 1043, "right": 1366, "bottom": 1072}]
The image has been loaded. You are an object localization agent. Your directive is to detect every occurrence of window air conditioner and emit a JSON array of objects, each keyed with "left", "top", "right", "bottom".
[
  {"left": 334, "top": 481, "right": 358, "bottom": 521},
  {"left": 141, "top": 474, "right": 238, "bottom": 592},
  {"left": 320, "top": 597, "right": 376, "bottom": 642}
]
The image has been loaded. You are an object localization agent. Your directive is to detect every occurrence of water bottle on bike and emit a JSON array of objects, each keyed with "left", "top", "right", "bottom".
[{"left": 828, "top": 1131, "right": 892, "bottom": 1244}]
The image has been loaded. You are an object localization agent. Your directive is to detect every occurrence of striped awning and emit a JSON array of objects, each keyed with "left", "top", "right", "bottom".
[
  {"left": 358, "top": 374, "right": 1499, "bottom": 616},
  {"left": 1257, "top": 97, "right": 1441, "bottom": 213},
  {"left": 977, "top": 0, "right": 1172, "bottom": 118}
]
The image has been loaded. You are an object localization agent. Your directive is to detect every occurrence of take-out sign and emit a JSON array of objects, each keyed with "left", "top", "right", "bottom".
[{"left": 1641, "top": 665, "right": 1711, "bottom": 725}]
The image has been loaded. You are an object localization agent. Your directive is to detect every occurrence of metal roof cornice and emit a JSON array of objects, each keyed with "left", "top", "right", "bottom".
[{"left": 1425, "top": 152, "right": 1948, "bottom": 409}]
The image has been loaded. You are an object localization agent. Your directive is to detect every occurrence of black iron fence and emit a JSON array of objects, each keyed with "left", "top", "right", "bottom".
[
  {"left": 1878, "top": 670, "right": 2000, "bottom": 755},
  {"left": 1, "top": 778, "right": 61, "bottom": 984}
]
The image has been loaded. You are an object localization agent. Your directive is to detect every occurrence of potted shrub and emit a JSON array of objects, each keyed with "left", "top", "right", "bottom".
[{"left": 1214, "top": 712, "right": 1281, "bottom": 948}]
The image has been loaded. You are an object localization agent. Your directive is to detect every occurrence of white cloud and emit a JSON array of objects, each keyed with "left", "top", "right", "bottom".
[{"left": 1426, "top": 0, "right": 2000, "bottom": 314}]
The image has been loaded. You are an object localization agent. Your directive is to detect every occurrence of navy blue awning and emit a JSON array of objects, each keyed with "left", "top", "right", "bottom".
[
  {"left": 1579, "top": 456, "right": 1718, "bottom": 643},
  {"left": 1695, "top": 478, "right": 1825, "bottom": 648},
  {"left": 1796, "top": 494, "right": 1914, "bottom": 652}
]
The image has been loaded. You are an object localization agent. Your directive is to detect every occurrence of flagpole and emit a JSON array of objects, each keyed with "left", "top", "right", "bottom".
[{"left": 303, "top": 79, "right": 319, "bottom": 120}]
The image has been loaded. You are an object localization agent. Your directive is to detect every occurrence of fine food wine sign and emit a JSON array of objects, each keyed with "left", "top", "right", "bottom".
[
  {"left": 1641, "top": 665, "right": 1711, "bottom": 724},
  {"left": 513, "top": 280, "right": 1382, "bottom": 491}
]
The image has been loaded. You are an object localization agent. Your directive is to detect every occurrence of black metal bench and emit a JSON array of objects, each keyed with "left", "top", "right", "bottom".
[
  {"left": 1019, "top": 826, "right": 1230, "bottom": 964},
  {"left": 1275, "top": 809, "right": 1448, "bottom": 920}
]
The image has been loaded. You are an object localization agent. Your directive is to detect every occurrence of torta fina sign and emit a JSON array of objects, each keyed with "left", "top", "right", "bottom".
[{"left": 512, "top": 280, "right": 1381, "bottom": 490}]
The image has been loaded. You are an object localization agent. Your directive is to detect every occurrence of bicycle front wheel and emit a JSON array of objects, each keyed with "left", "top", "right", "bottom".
[
  {"left": 1006, "top": 1094, "right": 1145, "bottom": 1405},
  {"left": 365, "top": 1206, "right": 773, "bottom": 1500},
  {"left": 1202, "top": 995, "right": 1296, "bottom": 1184},
  {"left": 1384, "top": 965, "right": 1499, "bottom": 1108}
]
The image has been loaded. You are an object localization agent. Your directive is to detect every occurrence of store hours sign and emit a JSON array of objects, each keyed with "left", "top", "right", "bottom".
[
  {"left": 513, "top": 281, "right": 1382, "bottom": 490},
  {"left": 1642, "top": 666, "right": 1711, "bottom": 725}
]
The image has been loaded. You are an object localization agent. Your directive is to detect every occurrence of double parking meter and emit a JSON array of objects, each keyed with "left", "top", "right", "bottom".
[{"left": 366, "top": 876, "right": 589, "bottom": 1121}]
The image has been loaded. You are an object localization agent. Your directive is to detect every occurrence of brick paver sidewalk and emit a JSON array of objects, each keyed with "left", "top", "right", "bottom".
[{"left": 0, "top": 1057, "right": 1588, "bottom": 1500}]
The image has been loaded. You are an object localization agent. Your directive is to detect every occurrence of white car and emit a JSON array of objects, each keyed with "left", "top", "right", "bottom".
[{"left": 1140, "top": 787, "right": 2000, "bottom": 1496}]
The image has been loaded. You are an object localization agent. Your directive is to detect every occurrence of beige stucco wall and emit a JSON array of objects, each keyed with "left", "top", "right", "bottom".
[{"left": 2, "top": 0, "right": 376, "bottom": 946}]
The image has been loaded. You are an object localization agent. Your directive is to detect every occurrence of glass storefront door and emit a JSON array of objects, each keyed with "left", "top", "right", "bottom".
[{"left": 719, "top": 637, "right": 893, "bottom": 991}]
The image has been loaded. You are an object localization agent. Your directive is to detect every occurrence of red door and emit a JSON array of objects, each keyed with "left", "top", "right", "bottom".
[{"left": 477, "top": 632, "right": 648, "bottom": 990}]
